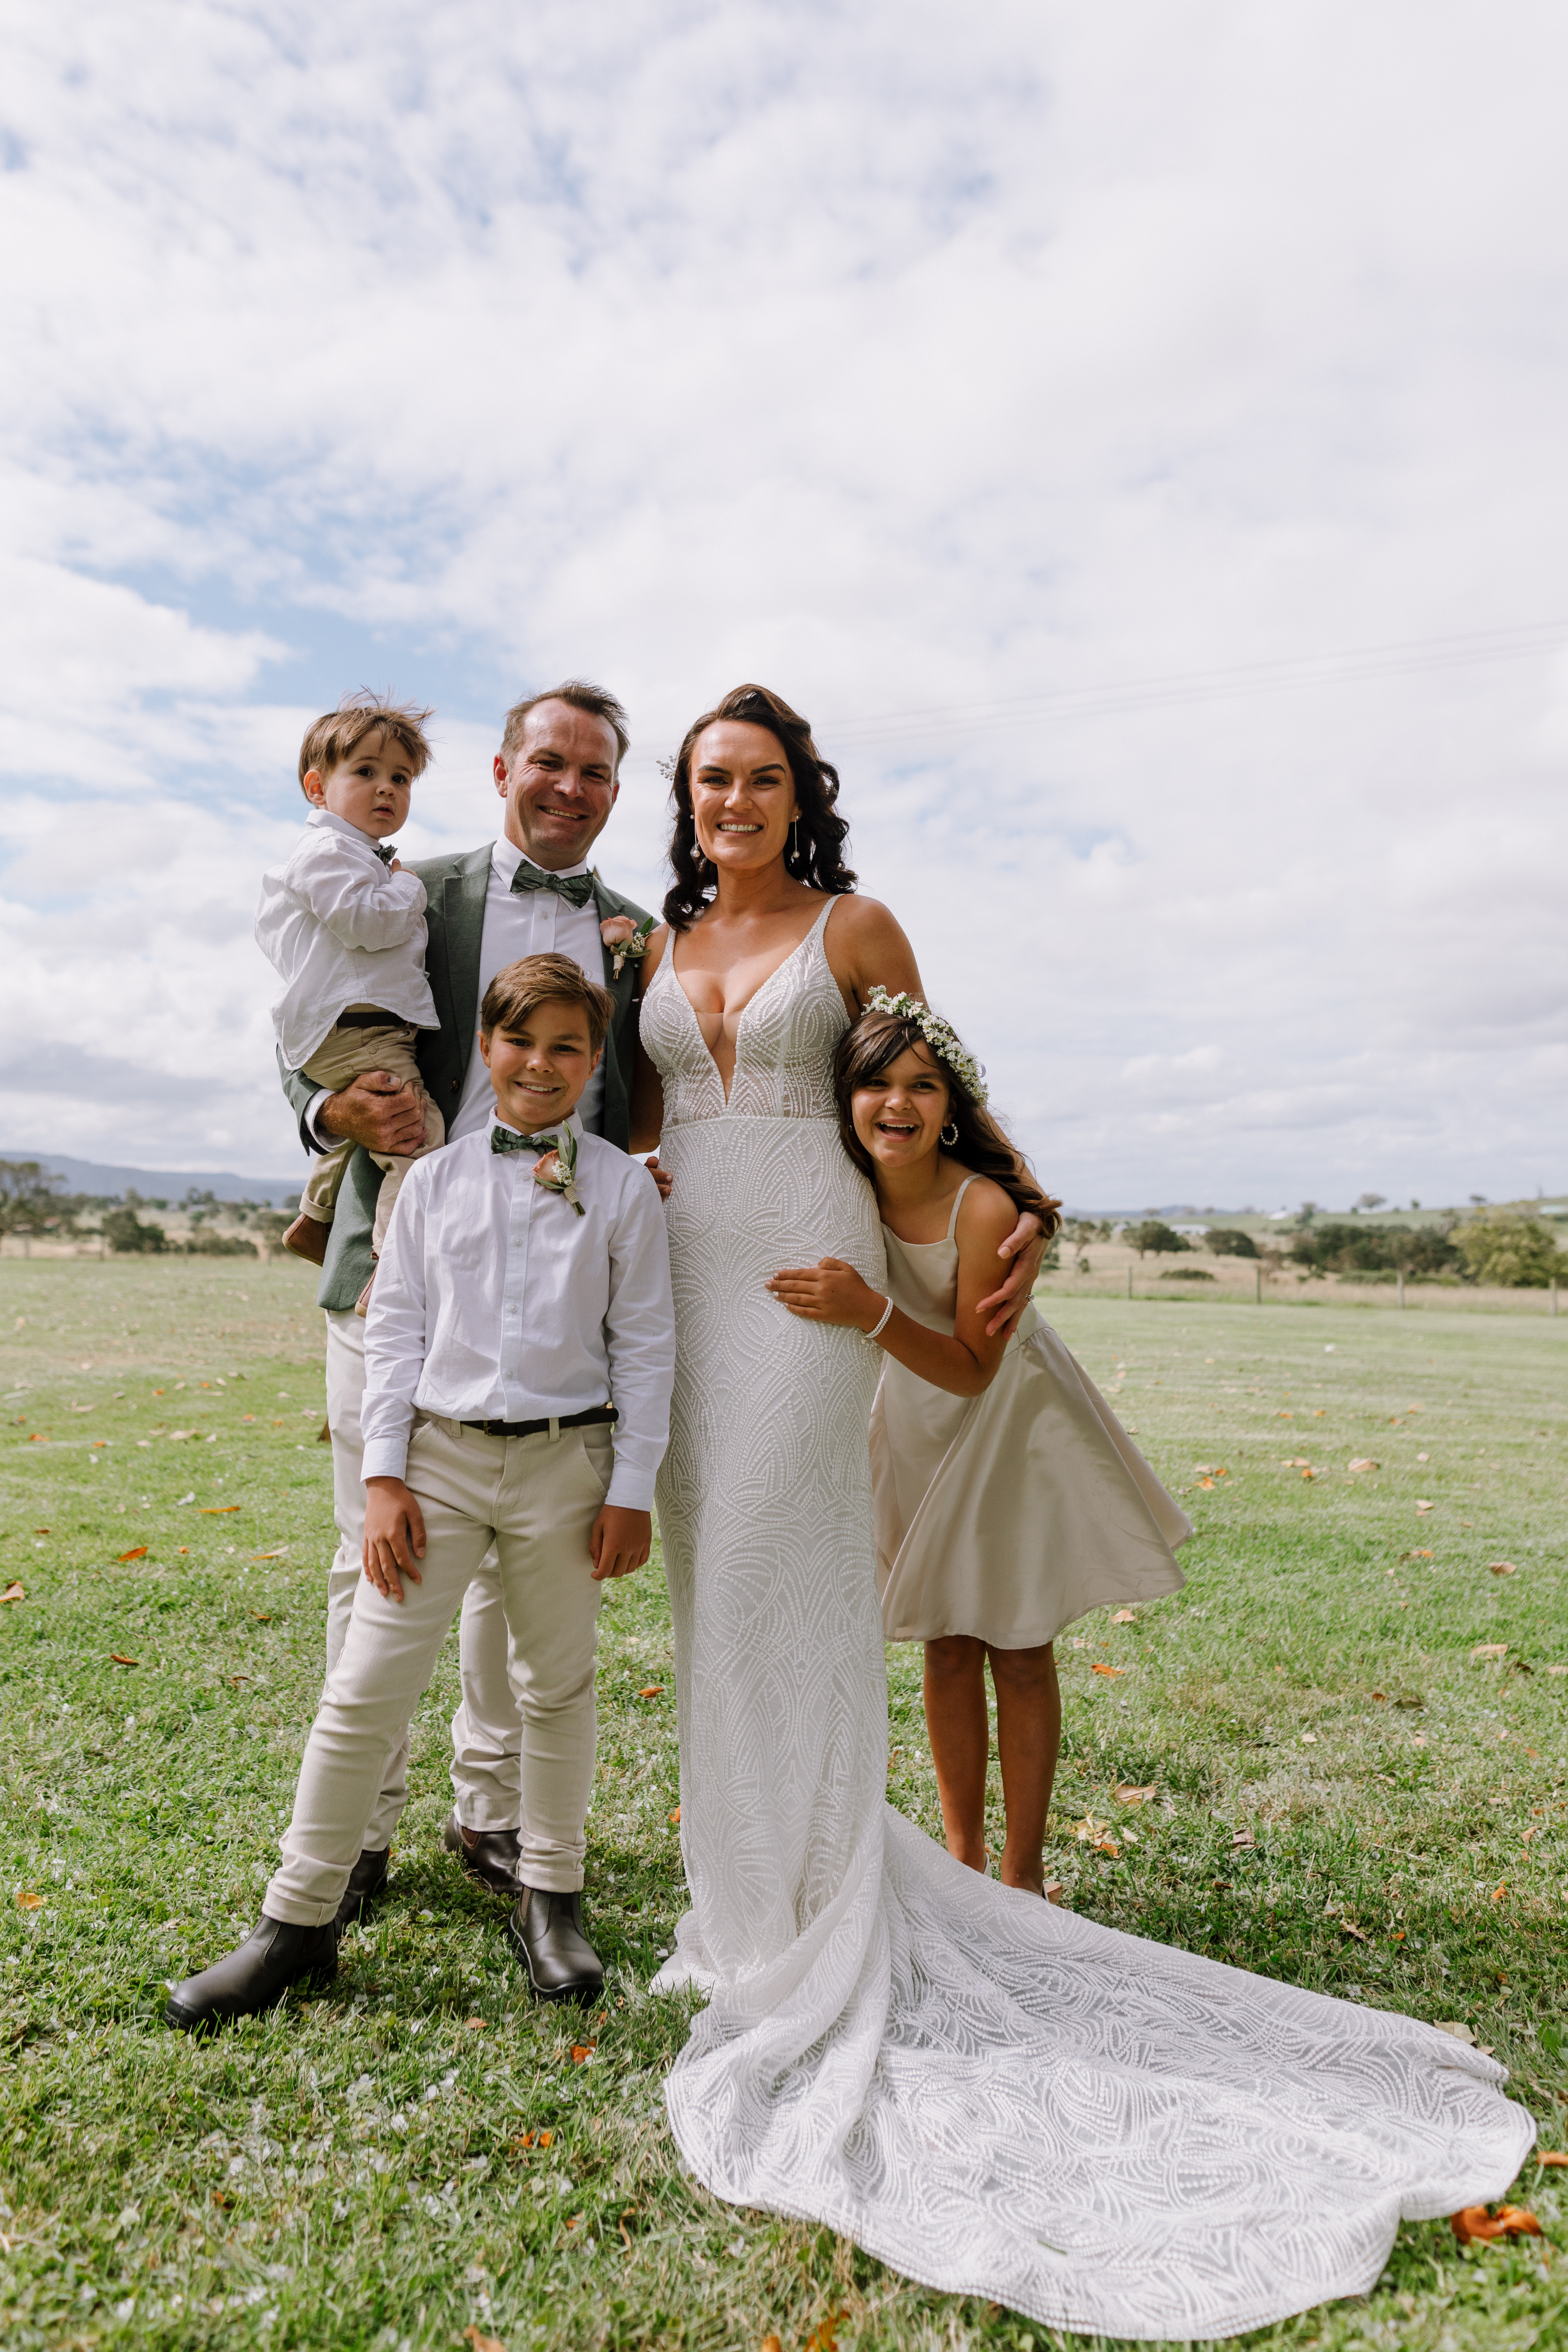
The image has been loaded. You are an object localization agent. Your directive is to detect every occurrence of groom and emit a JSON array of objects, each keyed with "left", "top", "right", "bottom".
[{"left": 278, "top": 681, "right": 655, "bottom": 1957}]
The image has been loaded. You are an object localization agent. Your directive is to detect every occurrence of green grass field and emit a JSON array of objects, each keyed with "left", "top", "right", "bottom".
[{"left": 2, "top": 1259, "right": 1565, "bottom": 2352}]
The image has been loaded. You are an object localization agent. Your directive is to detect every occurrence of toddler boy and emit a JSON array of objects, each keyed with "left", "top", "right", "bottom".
[
  {"left": 256, "top": 691, "right": 444, "bottom": 1307},
  {"left": 166, "top": 953, "right": 675, "bottom": 2027}
]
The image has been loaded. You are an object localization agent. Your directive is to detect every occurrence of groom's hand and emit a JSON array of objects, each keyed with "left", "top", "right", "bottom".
[
  {"left": 590, "top": 1505, "right": 652, "bottom": 1581},
  {"left": 363, "top": 1476, "right": 427, "bottom": 1602},
  {"left": 978, "top": 1214, "right": 1047, "bottom": 1338},
  {"left": 320, "top": 1072, "right": 429, "bottom": 1158}
]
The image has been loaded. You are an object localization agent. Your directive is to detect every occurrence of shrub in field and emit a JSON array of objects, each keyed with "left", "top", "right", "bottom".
[
  {"left": 1159, "top": 1268, "right": 1215, "bottom": 1280},
  {"left": 183, "top": 1229, "right": 259, "bottom": 1258},
  {"left": 1455, "top": 1211, "right": 1563, "bottom": 1288},
  {"left": 102, "top": 1206, "right": 167, "bottom": 1254},
  {"left": 1290, "top": 1221, "right": 1459, "bottom": 1277},
  {"left": 1205, "top": 1227, "right": 1259, "bottom": 1259},
  {"left": 1126, "top": 1220, "right": 1188, "bottom": 1258}
]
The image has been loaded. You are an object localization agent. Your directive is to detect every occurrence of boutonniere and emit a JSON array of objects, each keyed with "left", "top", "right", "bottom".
[
  {"left": 601, "top": 913, "right": 655, "bottom": 980},
  {"left": 532, "top": 1126, "right": 585, "bottom": 1216}
]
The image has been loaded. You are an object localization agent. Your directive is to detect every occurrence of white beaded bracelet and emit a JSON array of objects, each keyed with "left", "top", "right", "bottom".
[{"left": 863, "top": 1296, "right": 895, "bottom": 1342}]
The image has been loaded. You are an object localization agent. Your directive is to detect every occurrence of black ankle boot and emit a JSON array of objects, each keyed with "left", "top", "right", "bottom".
[
  {"left": 164, "top": 1917, "right": 338, "bottom": 2032},
  {"left": 333, "top": 1846, "right": 391, "bottom": 1931},
  {"left": 442, "top": 1810, "right": 522, "bottom": 1898},
  {"left": 506, "top": 1887, "right": 604, "bottom": 2005}
]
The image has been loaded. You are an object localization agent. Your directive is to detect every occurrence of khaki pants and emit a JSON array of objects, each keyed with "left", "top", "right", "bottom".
[
  {"left": 301, "top": 1016, "right": 443, "bottom": 1253},
  {"left": 266, "top": 1415, "right": 612, "bottom": 1926},
  {"left": 323, "top": 1313, "right": 524, "bottom": 1849}
]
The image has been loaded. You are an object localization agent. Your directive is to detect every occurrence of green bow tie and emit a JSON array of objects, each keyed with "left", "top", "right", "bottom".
[
  {"left": 509, "top": 861, "right": 595, "bottom": 909},
  {"left": 373, "top": 842, "right": 396, "bottom": 867},
  {"left": 490, "top": 1125, "right": 559, "bottom": 1156}
]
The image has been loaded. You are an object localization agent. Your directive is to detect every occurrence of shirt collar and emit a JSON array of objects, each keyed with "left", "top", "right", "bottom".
[
  {"left": 308, "top": 806, "right": 389, "bottom": 850},
  {"left": 492, "top": 835, "right": 593, "bottom": 887}
]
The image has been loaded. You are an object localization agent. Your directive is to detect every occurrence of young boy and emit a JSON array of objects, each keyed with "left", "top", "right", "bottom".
[
  {"left": 166, "top": 954, "right": 675, "bottom": 2026},
  {"left": 255, "top": 691, "right": 444, "bottom": 1306}
]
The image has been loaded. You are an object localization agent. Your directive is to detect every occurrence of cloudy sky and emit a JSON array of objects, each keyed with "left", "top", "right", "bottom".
[{"left": 3, "top": 0, "right": 1565, "bottom": 1209}]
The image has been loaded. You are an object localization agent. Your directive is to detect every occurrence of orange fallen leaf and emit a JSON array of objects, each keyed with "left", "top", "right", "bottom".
[
  {"left": 760, "top": 2335, "right": 783, "bottom": 2352},
  {"left": 804, "top": 2309, "right": 845, "bottom": 2352},
  {"left": 1492, "top": 1883, "right": 1508, "bottom": 1902},
  {"left": 1404, "top": 1549, "right": 1434, "bottom": 1561},
  {"left": 1091, "top": 1663, "right": 1124, "bottom": 1677},
  {"left": 211, "top": 2189, "right": 233, "bottom": 2210},
  {"left": 0, "top": 1582, "right": 24, "bottom": 1605},
  {"left": 1113, "top": 1783, "right": 1155, "bottom": 1804},
  {"left": 1537, "top": 2151, "right": 1568, "bottom": 2168},
  {"left": 110, "top": 1653, "right": 139, "bottom": 1667},
  {"left": 570, "top": 2042, "right": 596, "bottom": 2064},
  {"left": 201, "top": 1506, "right": 240, "bottom": 1515},
  {"left": 249, "top": 1551, "right": 287, "bottom": 1561},
  {"left": 28, "top": 1433, "right": 47, "bottom": 1442},
  {"left": 1194, "top": 1476, "right": 1217, "bottom": 1490},
  {"left": 16, "top": 1889, "right": 43, "bottom": 1910},
  {"left": 250, "top": 1612, "right": 273, "bottom": 1622},
  {"left": 669, "top": 1807, "right": 682, "bottom": 1824},
  {"left": 1111, "top": 1608, "right": 1139, "bottom": 1624},
  {"left": 465, "top": 2016, "right": 484, "bottom": 2030},
  {"left": 637, "top": 1685, "right": 664, "bottom": 1698},
  {"left": 1488, "top": 1562, "right": 1517, "bottom": 1577},
  {"left": 116, "top": 1546, "right": 149, "bottom": 1562},
  {"left": 33, "top": 1528, "right": 49, "bottom": 1534},
  {"left": 1275, "top": 1410, "right": 1293, "bottom": 1418},
  {"left": 1370, "top": 1690, "right": 1387, "bottom": 1702},
  {"left": 463, "top": 2330, "right": 506, "bottom": 2352},
  {"left": 1452, "top": 2204, "right": 1541, "bottom": 2245}
]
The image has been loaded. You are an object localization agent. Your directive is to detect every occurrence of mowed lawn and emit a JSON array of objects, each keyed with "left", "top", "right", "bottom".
[{"left": 1, "top": 1259, "right": 1565, "bottom": 2352}]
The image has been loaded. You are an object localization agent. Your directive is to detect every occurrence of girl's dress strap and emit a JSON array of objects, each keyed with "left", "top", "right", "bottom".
[{"left": 945, "top": 1174, "right": 976, "bottom": 1242}]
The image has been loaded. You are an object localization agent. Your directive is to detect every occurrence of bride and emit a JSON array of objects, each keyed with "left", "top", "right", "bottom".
[{"left": 629, "top": 684, "right": 1530, "bottom": 2342}]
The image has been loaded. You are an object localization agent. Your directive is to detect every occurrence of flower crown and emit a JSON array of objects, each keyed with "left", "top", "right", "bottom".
[{"left": 863, "top": 987, "right": 988, "bottom": 1107}]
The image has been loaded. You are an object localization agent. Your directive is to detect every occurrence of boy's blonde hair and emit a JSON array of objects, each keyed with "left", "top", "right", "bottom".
[
  {"left": 297, "top": 691, "right": 435, "bottom": 796},
  {"left": 481, "top": 953, "right": 613, "bottom": 1053}
]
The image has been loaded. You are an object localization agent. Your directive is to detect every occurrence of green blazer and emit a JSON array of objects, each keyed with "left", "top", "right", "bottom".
[{"left": 279, "top": 847, "right": 655, "bottom": 1313}]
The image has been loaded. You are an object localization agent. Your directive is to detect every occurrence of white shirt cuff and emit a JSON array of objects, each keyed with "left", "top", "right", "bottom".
[
  {"left": 361, "top": 1438, "right": 410, "bottom": 1483},
  {"left": 604, "top": 1460, "right": 656, "bottom": 1512},
  {"left": 303, "top": 1089, "right": 336, "bottom": 1152}
]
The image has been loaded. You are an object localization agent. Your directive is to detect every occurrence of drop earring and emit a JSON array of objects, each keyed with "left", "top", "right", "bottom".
[
  {"left": 789, "top": 817, "right": 798, "bottom": 866},
  {"left": 940, "top": 1121, "right": 959, "bottom": 1147}
]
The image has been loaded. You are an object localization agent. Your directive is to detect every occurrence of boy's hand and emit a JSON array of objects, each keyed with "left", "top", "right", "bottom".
[
  {"left": 644, "top": 1153, "right": 674, "bottom": 1203},
  {"left": 766, "top": 1256, "right": 885, "bottom": 1330},
  {"left": 321, "top": 1072, "right": 428, "bottom": 1158},
  {"left": 590, "top": 1505, "right": 652, "bottom": 1582},
  {"left": 363, "top": 1476, "right": 427, "bottom": 1602}
]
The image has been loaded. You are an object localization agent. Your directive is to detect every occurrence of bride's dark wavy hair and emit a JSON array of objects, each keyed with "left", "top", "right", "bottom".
[
  {"left": 662, "top": 684, "right": 857, "bottom": 931},
  {"left": 832, "top": 1009, "right": 1062, "bottom": 1239}
]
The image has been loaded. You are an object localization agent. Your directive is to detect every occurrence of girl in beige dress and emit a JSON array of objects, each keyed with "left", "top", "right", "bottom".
[{"left": 769, "top": 990, "right": 1188, "bottom": 1896}]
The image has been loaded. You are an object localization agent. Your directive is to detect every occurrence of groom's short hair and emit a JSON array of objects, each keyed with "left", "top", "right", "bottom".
[
  {"left": 481, "top": 953, "right": 613, "bottom": 1052},
  {"left": 500, "top": 680, "right": 630, "bottom": 773}
]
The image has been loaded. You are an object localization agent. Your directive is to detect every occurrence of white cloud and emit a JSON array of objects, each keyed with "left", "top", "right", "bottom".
[{"left": 0, "top": 0, "right": 1565, "bottom": 1201}]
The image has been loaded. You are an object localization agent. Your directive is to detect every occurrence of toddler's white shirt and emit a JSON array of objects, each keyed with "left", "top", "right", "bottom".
[
  {"left": 360, "top": 1119, "right": 675, "bottom": 1509},
  {"left": 256, "top": 808, "right": 440, "bottom": 1067}
]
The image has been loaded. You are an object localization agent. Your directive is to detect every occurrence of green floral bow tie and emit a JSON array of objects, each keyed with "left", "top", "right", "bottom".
[
  {"left": 509, "top": 861, "right": 595, "bottom": 909},
  {"left": 490, "top": 1125, "right": 558, "bottom": 1155}
]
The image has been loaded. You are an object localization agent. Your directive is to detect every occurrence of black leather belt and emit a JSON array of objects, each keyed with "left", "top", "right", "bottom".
[
  {"left": 459, "top": 1405, "right": 617, "bottom": 1439},
  {"left": 334, "top": 1007, "right": 404, "bottom": 1028}
]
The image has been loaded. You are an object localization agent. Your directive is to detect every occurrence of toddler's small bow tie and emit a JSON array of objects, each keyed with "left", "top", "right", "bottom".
[
  {"left": 510, "top": 862, "right": 595, "bottom": 909},
  {"left": 373, "top": 842, "right": 396, "bottom": 866},
  {"left": 490, "top": 1125, "right": 558, "bottom": 1156}
]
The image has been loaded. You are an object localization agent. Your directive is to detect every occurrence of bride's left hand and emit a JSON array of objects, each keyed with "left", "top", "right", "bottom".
[
  {"left": 978, "top": 1214, "right": 1046, "bottom": 1338},
  {"left": 767, "top": 1256, "right": 884, "bottom": 1329}
]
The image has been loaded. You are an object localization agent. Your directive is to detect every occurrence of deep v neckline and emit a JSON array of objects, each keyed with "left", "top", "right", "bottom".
[{"left": 667, "top": 898, "right": 835, "bottom": 1106}]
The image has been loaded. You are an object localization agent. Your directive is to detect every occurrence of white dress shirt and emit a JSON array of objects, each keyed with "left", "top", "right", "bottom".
[
  {"left": 360, "top": 1117, "right": 675, "bottom": 1510},
  {"left": 257, "top": 808, "right": 439, "bottom": 1067},
  {"left": 302, "top": 832, "right": 608, "bottom": 1149}
]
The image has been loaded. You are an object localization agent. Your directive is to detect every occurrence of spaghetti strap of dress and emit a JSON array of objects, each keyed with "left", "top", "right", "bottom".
[{"left": 944, "top": 1174, "right": 976, "bottom": 1243}]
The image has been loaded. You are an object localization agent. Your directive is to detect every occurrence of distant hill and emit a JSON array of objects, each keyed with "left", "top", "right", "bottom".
[{"left": 0, "top": 1149, "right": 301, "bottom": 1207}]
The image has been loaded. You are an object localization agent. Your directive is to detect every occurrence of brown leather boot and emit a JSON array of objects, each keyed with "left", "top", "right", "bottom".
[
  {"left": 441, "top": 1810, "right": 522, "bottom": 1898},
  {"left": 282, "top": 1213, "right": 330, "bottom": 1266}
]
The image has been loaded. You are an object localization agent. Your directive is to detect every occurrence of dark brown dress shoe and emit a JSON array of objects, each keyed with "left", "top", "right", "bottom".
[
  {"left": 164, "top": 1917, "right": 337, "bottom": 2032},
  {"left": 505, "top": 1887, "right": 604, "bottom": 2005},
  {"left": 332, "top": 1846, "right": 390, "bottom": 1931},
  {"left": 441, "top": 1810, "right": 522, "bottom": 1897},
  {"left": 282, "top": 1213, "right": 330, "bottom": 1265}
]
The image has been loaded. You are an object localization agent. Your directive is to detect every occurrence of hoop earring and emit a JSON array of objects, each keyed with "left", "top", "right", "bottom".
[{"left": 940, "top": 1121, "right": 959, "bottom": 1147}]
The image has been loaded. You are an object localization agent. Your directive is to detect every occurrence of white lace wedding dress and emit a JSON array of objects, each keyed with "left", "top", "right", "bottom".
[{"left": 640, "top": 899, "right": 1532, "bottom": 2343}]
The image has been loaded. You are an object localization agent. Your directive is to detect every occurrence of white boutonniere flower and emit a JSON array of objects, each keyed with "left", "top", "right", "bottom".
[
  {"left": 532, "top": 1126, "right": 585, "bottom": 1216},
  {"left": 601, "top": 913, "right": 656, "bottom": 980}
]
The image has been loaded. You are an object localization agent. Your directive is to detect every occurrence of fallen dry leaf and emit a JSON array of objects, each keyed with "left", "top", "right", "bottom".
[
  {"left": 1536, "top": 2151, "right": 1568, "bottom": 2168},
  {"left": 110, "top": 1653, "right": 139, "bottom": 1667},
  {"left": 1193, "top": 1476, "right": 1218, "bottom": 1490},
  {"left": 1339, "top": 1920, "right": 1370, "bottom": 1943},
  {"left": 250, "top": 1612, "right": 273, "bottom": 1622},
  {"left": 1110, "top": 1608, "right": 1139, "bottom": 1624},
  {"left": 16, "top": 1889, "right": 43, "bottom": 1910},
  {"left": 804, "top": 2311, "right": 845, "bottom": 2352},
  {"left": 1043, "top": 1881, "right": 1064, "bottom": 1904},
  {"left": 1472, "top": 1642, "right": 1508, "bottom": 1660},
  {"left": 1114, "top": 1783, "right": 1156, "bottom": 1805},
  {"left": 211, "top": 2189, "right": 233, "bottom": 2210},
  {"left": 1091, "top": 1662, "right": 1125, "bottom": 1678},
  {"left": 1403, "top": 1548, "right": 1434, "bottom": 1561},
  {"left": 1434, "top": 2021, "right": 1476, "bottom": 2044},
  {"left": 465, "top": 2016, "right": 484, "bottom": 2030},
  {"left": 1549, "top": 1664, "right": 1568, "bottom": 1677},
  {"left": 116, "top": 1547, "right": 148, "bottom": 1563},
  {"left": 637, "top": 1685, "right": 664, "bottom": 1698},
  {"left": 1414, "top": 1500, "right": 1434, "bottom": 1514},
  {"left": 761, "top": 2337, "right": 784, "bottom": 2352},
  {"left": 0, "top": 1582, "right": 24, "bottom": 1605},
  {"left": 201, "top": 1505, "right": 240, "bottom": 1516},
  {"left": 1370, "top": 1690, "right": 1387, "bottom": 1701},
  {"left": 1452, "top": 2204, "right": 1541, "bottom": 2245},
  {"left": 669, "top": 1807, "right": 682, "bottom": 1825},
  {"left": 1348, "top": 1458, "right": 1379, "bottom": 1472},
  {"left": 1488, "top": 1562, "right": 1517, "bottom": 1577},
  {"left": 570, "top": 2041, "right": 596, "bottom": 2064},
  {"left": 1231, "top": 1827, "right": 1256, "bottom": 1850},
  {"left": 463, "top": 2329, "right": 506, "bottom": 2352}
]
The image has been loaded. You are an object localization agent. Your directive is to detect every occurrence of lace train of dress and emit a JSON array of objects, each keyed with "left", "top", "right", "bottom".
[{"left": 641, "top": 902, "right": 1532, "bottom": 2343}]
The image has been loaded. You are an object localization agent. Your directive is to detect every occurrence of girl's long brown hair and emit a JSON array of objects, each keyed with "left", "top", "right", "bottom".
[{"left": 832, "top": 1008, "right": 1062, "bottom": 1239}]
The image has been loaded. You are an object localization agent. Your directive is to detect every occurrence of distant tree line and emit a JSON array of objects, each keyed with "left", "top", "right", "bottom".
[{"left": 0, "top": 1160, "right": 294, "bottom": 1259}]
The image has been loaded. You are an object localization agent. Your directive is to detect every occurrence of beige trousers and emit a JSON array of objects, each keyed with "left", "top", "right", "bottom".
[
  {"left": 300, "top": 1015, "right": 443, "bottom": 1252},
  {"left": 266, "top": 1414, "right": 612, "bottom": 1926},
  {"left": 323, "top": 1312, "right": 524, "bottom": 1849}
]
